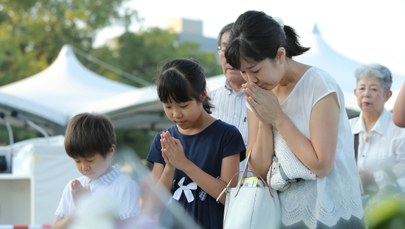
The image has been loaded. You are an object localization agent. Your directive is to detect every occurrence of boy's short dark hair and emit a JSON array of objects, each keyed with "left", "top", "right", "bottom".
[{"left": 64, "top": 112, "right": 116, "bottom": 159}]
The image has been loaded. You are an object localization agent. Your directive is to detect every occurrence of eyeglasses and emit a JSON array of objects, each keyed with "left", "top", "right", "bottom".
[{"left": 217, "top": 46, "right": 226, "bottom": 55}]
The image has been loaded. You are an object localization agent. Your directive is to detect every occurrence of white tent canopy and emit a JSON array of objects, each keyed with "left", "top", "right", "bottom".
[
  {"left": 295, "top": 25, "right": 405, "bottom": 114},
  {"left": 0, "top": 45, "right": 136, "bottom": 134}
]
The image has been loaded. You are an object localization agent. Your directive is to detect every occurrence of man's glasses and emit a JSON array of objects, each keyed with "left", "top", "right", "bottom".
[{"left": 217, "top": 46, "right": 226, "bottom": 55}]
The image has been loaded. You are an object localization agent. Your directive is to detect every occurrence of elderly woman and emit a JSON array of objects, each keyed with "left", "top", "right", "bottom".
[{"left": 350, "top": 63, "right": 405, "bottom": 196}]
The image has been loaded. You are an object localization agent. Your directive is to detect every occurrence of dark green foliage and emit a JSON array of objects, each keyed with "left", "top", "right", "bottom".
[{"left": 0, "top": 0, "right": 129, "bottom": 85}]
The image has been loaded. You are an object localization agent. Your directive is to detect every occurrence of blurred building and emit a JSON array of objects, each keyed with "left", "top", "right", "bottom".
[
  {"left": 104, "top": 17, "right": 217, "bottom": 53},
  {"left": 166, "top": 17, "right": 217, "bottom": 53}
]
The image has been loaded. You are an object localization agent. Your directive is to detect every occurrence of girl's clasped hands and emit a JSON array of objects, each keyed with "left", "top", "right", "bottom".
[{"left": 160, "top": 131, "right": 189, "bottom": 171}]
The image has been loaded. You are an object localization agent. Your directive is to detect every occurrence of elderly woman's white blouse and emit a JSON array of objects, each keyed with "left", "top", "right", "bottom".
[{"left": 350, "top": 109, "right": 405, "bottom": 191}]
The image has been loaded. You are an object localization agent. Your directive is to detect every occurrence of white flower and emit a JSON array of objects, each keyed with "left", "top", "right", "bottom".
[{"left": 70, "top": 191, "right": 119, "bottom": 229}]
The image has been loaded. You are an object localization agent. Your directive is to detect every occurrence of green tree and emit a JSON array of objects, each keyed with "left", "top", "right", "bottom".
[
  {"left": 0, "top": 0, "right": 132, "bottom": 85},
  {"left": 85, "top": 28, "right": 221, "bottom": 87}
]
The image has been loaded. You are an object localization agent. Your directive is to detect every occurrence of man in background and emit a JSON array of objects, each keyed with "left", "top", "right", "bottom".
[{"left": 209, "top": 23, "right": 247, "bottom": 171}]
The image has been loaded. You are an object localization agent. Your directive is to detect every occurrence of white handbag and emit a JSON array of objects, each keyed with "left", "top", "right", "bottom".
[{"left": 217, "top": 151, "right": 280, "bottom": 229}]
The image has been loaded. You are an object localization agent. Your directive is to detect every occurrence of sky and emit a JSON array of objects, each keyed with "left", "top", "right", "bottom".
[{"left": 96, "top": 0, "right": 405, "bottom": 76}]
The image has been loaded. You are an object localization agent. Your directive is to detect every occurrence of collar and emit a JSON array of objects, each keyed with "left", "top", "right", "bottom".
[
  {"left": 353, "top": 109, "right": 391, "bottom": 135},
  {"left": 90, "top": 165, "right": 120, "bottom": 186},
  {"left": 98, "top": 165, "right": 120, "bottom": 185},
  {"left": 224, "top": 80, "right": 243, "bottom": 95}
]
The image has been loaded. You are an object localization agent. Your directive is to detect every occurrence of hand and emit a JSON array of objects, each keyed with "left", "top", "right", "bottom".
[
  {"left": 160, "top": 131, "right": 189, "bottom": 171},
  {"left": 243, "top": 82, "right": 283, "bottom": 126},
  {"left": 160, "top": 131, "right": 174, "bottom": 170},
  {"left": 71, "top": 179, "right": 90, "bottom": 205}
]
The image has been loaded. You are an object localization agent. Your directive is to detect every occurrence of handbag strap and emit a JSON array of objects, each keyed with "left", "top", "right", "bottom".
[
  {"left": 237, "top": 149, "right": 252, "bottom": 186},
  {"left": 216, "top": 150, "right": 274, "bottom": 201},
  {"left": 354, "top": 133, "right": 359, "bottom": 163},
  {"left": 216, "top": 150, "right": 252, "bottom": 202}
]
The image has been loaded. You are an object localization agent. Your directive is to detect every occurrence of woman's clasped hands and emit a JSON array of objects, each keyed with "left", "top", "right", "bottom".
[{"left": 242, "top": 82, "right": 284, "bottom": 126}]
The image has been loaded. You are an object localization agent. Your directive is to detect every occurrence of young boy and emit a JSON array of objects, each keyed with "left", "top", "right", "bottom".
[{"left": 53, "top": 112, "right": 140, "bottom": 229}]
